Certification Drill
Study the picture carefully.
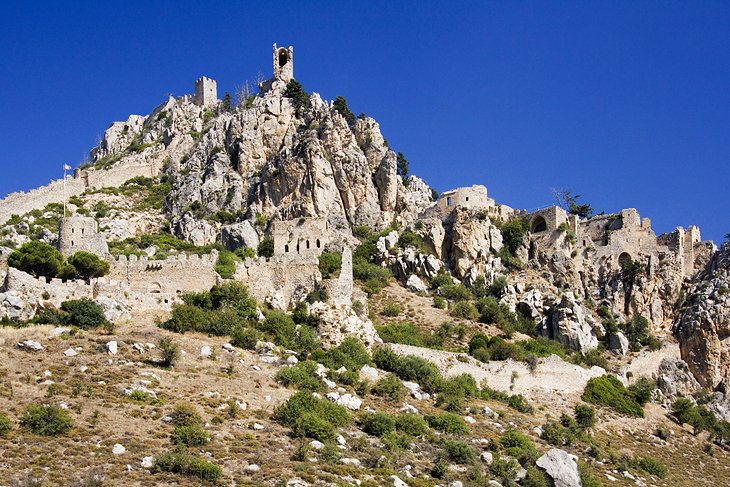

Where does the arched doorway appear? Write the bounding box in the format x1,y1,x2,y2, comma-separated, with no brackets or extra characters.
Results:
531,216,547,233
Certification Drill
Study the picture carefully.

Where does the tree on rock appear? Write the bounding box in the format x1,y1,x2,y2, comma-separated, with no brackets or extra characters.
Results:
333,96,356,128
396,152,409,178
553,189,594,218
284,80,310,115
8,241,65,278
67,251,110,280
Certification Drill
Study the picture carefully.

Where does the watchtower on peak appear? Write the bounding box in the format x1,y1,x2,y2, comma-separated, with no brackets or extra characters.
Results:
273,44,294,82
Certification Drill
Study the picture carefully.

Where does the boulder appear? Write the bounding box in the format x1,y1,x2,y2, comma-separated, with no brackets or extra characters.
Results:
309,302,381,348
221,221,259,251
17,340,43,351
106,341,118,355
536,448,581,487
656,358,701,400
540,293,598,353
96,296,131,323
607,332,629,356
406,274,427,292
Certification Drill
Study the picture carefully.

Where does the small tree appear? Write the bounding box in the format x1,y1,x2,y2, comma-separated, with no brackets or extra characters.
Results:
158,337,180,367
61,298,110,330
20,404,73,436
67,251,110,280
396,152,409,178
284,80,310,115
8,241,65,278
553,189,594,218
257,237,274,258
333,96,356,127
220,92,233,112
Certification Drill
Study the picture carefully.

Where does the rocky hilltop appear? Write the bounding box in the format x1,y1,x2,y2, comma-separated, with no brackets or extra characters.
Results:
0,45,727,486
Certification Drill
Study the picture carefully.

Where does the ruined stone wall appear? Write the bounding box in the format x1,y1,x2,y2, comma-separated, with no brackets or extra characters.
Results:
193,76,218,107
324,246,353,306
0,153,162,226
272,218,329,258
527,206,569,234
233,254,320,308
435,185,493,214
273,44,294,82
2,267,94,306
107,253,219,295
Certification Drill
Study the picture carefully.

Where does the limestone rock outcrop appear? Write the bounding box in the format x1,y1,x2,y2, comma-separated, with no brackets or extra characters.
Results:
308,302,381,349
536,449,581,487
540,293,599,353
448,207,503,278
674,243,730,389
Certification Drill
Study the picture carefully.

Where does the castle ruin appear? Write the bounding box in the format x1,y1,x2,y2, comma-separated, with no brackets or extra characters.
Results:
273,44,294,82
193,76,218,107
58,216,109,258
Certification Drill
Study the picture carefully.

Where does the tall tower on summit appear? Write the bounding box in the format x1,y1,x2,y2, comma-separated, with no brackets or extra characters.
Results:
273,44,294,82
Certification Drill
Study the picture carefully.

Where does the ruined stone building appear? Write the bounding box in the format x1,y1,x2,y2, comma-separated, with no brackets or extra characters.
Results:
57,216,109,258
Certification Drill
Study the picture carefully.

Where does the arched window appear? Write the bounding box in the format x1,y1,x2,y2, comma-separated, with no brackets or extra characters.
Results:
618,252,633,269
316,239,321,248
285,244,289,253
446,196,452,206
278,48,289,67
306,240,310,249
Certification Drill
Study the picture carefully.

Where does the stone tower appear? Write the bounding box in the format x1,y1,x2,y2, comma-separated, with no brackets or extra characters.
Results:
193,76,218,107
273,44,294,82
58,216,109,258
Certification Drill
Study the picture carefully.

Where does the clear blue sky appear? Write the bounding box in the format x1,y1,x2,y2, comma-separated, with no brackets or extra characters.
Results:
1,1,728,242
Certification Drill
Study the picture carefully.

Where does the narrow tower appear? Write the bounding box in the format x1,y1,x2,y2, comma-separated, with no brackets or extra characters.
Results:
193,76,218,107
273,44,294,82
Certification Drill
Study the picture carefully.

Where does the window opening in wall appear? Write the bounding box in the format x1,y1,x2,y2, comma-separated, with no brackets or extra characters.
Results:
285,244,289,253
465,197,469,202
82,228,85,235
316,239,321,248
71,240,74,246
278,49,289,66
531,216,547,233
306,240,310,249
447,196,452,206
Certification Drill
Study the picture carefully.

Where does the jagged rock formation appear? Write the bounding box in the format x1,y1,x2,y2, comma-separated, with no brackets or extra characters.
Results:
674,243,730,389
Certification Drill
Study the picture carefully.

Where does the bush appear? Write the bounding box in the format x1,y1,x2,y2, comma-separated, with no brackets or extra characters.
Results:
0,411,12,437
276,361,323,391
361,411,396,437
61,298,110,330
440,283,472,302
158,337,180,367
380,299,402,317
373,351,444,394
318,251,342,278
395,414,429,437
498,218,530,256
449,301,478,320
500,430,539,465
153,449,222,482
257,237,274,258
523,465,550,487
425,412,468,434
230,326,262,350
315,336,372,371
8,241,65,278
171,424,209,446
433,295,446,309
20,404,73,436
284,79,310,114
274,391,350,440
214,250,239,279
574,403,596,429
627,376,656,406
579,463,605,487
507,394,534,414
582,375,644,417
635,456,667,478
172,402,202,427
371,374,406,401
294,412,336,441
333,96,356,127
67,251,110,280
376,322,422,346
444,440,477,464
436,374,479,411
542,421,571,446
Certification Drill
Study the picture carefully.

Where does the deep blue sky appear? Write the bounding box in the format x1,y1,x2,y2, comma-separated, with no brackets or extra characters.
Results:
1,2,728,242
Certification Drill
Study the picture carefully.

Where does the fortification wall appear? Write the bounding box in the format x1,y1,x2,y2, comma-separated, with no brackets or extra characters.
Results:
324,246,353,306
107,253,219,295
272,218,329,257
0,152,163,226
234,255,320,308
2,267,94,306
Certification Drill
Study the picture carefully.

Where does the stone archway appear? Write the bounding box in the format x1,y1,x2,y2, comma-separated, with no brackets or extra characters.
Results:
531,215,547,233
278,48,289,67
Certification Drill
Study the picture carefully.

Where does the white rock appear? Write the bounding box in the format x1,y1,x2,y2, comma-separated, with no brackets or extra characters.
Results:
79,366,88,373
390,475,408,487
48,327,71,338
399,404,419,414
265,395,272,402
43,370,52,377
17,340,43,351
359,365,379,382
286,355,299,365
106,341,118,355
200,345,212,357
112,444,126,454
323,379,337,389
336,434,347,446
141,456,154,468
464,416,476,424
406,274,428,292
252,422,264,430
481,451,494,465
246,464,261,473
64,348,78,357
309,440,325,450
340,458,361,468
222,343,236,352
132,343,145,353
536,448,581,487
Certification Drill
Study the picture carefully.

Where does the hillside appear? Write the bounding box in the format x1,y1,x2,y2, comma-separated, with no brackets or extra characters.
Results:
0,44,728,487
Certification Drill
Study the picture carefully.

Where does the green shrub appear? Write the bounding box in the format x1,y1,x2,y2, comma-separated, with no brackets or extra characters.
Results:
8,241,65,278
60,298,110,330
234,246,256,259
380,299,402,317
318,251,342,279
436,373,479,411
0,411,12,437
315,337,372,371
158,337,180,367
161,304,208,333
274,391,350,440
172,402,202,427
257,237,274,258
214,250,240,279
276,361,323,391
445,440,477,464
395,414,429,437
582,375,643,417
284,79,311,114
425,412,468,434
333,96,356,127
377,322,422,346
371,374,406,401
397,231,424,251
153,449,222,482
635,456,667,478
523,465,550,487
498,217,529,256
542,421,571,446
500,430,539,465
449,301,478,320
373,352,444,394
579,463,605,487
20,404,73,436
440,283,472,302
433,295,446,309
627,376,656,406
574,403,596,429
67,251,110,280
360,411,396,437
230,326,262,350
171,424,209,446
507,394,534,413
294,412,336,441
